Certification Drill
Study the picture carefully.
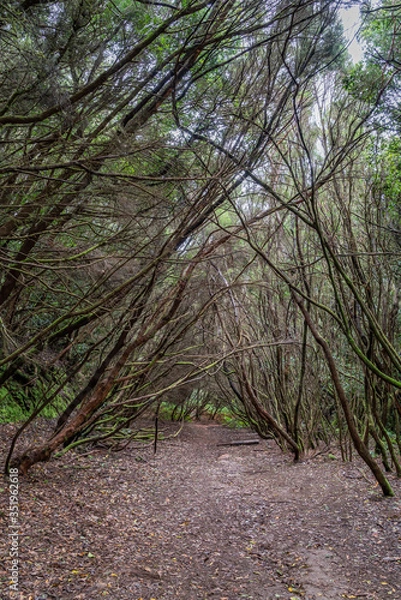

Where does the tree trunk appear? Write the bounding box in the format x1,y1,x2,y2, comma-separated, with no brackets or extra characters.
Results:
295,296,394,497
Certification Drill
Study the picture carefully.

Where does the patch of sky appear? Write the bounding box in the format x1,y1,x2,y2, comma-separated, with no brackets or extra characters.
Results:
339,4,365,64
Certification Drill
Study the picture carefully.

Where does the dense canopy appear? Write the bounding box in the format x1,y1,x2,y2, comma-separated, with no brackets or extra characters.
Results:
0,0,400,496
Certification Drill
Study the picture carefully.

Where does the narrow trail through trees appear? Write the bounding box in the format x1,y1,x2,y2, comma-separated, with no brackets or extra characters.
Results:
0,421,400,599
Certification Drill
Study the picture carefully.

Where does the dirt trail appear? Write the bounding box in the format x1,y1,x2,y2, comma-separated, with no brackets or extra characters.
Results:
0,420,400,600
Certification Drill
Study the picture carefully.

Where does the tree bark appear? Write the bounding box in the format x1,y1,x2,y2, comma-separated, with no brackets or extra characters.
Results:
294,295,394,497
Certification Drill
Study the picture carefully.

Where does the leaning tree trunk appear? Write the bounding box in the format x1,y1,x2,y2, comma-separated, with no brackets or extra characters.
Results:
8,339,135,474
295,296,394,497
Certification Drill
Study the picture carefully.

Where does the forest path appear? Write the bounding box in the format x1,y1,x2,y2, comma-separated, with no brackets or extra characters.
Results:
146,422,353,600
0,420,400,599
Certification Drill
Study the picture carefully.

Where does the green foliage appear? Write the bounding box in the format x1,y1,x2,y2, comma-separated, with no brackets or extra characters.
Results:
0,0,399,494
157,400,249,428
0,375,71,423
344,2,401,129
158,401,181,421
0,393,28,424
218,406,249,429
342,62,384,104
382,138,401,202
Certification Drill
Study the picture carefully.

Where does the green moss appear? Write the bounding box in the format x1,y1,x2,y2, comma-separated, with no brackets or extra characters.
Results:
0,376,71,424
0,391,27,423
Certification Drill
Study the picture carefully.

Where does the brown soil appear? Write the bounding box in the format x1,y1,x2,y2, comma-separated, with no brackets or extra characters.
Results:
0,420,400,600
